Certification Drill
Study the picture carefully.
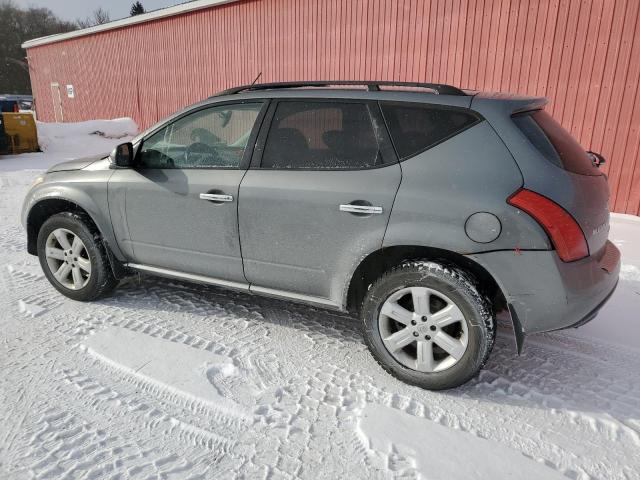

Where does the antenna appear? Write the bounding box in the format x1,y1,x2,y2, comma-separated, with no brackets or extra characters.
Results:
250,72,262,86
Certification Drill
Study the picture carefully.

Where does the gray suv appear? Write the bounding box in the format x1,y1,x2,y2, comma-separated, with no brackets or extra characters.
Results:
21,81,620,390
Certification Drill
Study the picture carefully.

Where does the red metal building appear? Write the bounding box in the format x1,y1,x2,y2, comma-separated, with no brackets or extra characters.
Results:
23,0,640,214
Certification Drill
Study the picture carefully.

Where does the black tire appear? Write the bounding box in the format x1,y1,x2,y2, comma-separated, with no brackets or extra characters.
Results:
37,212,118,301
361,260,495,390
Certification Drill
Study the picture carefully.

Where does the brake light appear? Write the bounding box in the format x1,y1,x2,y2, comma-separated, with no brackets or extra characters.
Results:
507,188,589,262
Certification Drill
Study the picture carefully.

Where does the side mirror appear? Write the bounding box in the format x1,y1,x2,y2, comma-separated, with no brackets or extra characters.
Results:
110,142,134,168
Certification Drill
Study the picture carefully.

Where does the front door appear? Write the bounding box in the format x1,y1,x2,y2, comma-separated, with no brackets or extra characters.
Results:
109,101,266,284
238,99,401,306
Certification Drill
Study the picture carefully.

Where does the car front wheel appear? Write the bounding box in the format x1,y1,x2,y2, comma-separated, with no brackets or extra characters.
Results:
37,212,117,301
361,260,495,390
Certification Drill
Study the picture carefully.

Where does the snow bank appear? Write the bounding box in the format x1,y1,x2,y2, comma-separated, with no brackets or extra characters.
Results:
0,118,138,171
36,118,138,153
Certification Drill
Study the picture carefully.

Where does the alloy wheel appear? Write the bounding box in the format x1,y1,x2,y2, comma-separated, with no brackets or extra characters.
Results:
44,228,92,290
378,286,469,372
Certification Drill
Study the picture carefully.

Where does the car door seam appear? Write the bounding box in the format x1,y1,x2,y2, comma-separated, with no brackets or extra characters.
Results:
381,158,404,250
236,167,251,285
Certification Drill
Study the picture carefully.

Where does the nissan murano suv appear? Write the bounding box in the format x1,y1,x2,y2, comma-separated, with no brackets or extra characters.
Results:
22,81,620,390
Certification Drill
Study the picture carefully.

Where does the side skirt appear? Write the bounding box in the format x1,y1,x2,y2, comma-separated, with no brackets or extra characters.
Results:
125,263,343,311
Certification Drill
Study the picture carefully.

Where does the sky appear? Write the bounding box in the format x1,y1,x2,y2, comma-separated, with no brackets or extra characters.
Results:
14,0,185,23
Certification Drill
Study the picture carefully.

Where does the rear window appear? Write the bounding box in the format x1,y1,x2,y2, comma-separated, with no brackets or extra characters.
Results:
513,110,600,176
380,102,480,160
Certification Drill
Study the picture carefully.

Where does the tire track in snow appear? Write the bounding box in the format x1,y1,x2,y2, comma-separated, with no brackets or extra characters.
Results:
2,168,640,479
60,367,241,452
13,407,223,479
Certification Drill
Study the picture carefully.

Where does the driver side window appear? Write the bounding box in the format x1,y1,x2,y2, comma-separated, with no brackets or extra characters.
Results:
138,102,264,169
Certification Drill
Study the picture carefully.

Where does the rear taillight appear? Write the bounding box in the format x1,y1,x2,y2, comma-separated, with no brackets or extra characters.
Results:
507,188,589,262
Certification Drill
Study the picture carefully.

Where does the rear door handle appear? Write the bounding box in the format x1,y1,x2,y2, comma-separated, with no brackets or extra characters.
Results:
339,204,383,215
199,193,234,202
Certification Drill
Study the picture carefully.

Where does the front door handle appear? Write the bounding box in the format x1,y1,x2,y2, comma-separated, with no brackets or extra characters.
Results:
339,204,383,215
199,193,234,202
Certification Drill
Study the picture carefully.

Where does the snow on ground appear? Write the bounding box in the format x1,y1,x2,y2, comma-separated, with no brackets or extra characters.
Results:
563,213,640,351
0,118,137,172
1,121,639,479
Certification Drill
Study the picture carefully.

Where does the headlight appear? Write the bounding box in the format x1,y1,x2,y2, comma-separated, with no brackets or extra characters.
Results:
30,175,45,188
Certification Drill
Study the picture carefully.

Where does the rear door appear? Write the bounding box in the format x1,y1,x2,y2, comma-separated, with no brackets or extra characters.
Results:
238,99,401,306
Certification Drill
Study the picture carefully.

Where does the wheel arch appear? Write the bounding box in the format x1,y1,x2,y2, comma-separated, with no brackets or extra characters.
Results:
28,198,93,254
26,196,127,278
345,244,509,322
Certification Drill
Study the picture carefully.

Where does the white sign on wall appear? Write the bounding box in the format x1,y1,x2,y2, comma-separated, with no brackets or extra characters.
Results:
66,85,75,98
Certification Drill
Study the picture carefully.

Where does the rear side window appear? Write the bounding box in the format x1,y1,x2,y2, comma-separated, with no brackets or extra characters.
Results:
261,101,384,169
380,102,480,159
513,110,599,176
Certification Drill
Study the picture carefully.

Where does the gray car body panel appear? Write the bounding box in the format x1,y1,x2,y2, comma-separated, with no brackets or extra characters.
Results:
239,164,402,306
471,94,611,256
108,167,247,283
469,249,619,334
383,120,551,253
21,163,124,260
21,86,620,344
46,155,106,173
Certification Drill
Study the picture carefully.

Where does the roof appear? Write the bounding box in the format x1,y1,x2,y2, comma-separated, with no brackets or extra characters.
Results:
21,0,239,49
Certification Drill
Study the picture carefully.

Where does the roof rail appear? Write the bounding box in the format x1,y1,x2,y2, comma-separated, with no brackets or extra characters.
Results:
212,81,467,97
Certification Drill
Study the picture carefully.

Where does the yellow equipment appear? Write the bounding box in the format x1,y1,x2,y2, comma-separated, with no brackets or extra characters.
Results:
0,113,39,154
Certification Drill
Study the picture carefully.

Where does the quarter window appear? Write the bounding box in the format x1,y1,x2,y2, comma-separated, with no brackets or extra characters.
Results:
261,101,384,169
381,102,480,160
138,103,263,169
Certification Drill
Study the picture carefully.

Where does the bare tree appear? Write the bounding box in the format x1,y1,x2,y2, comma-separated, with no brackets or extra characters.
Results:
93,8,110,24
77,7,111,29
0,0,76,93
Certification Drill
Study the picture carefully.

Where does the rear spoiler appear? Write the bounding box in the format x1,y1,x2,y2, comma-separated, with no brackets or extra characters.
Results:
470,92,548,115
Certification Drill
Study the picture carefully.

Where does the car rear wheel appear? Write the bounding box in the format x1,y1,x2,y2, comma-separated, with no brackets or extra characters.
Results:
361,260,495,390
37,212,117,301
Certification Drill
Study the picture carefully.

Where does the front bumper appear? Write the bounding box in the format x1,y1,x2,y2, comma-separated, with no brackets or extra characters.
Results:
468,240,621,338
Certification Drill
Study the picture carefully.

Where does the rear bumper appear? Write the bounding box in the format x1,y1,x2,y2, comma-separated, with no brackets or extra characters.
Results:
468,240,621,336
560,276,618,330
